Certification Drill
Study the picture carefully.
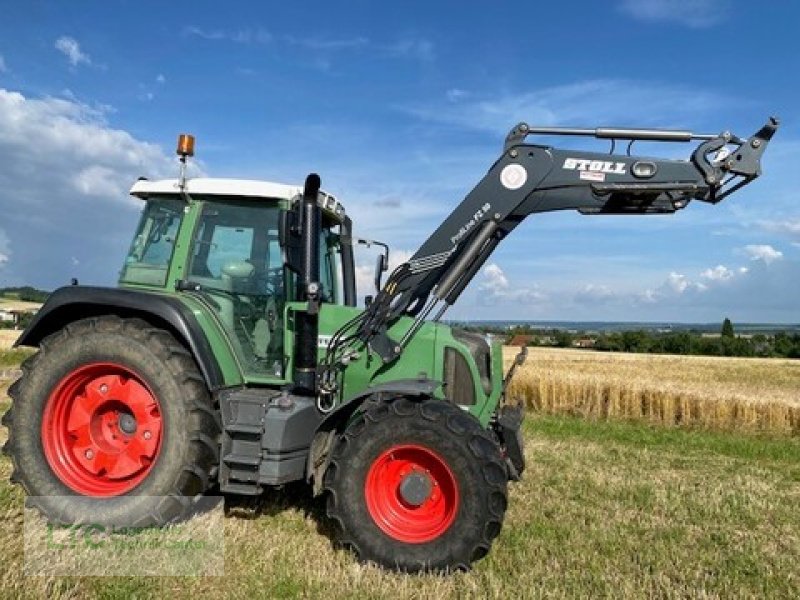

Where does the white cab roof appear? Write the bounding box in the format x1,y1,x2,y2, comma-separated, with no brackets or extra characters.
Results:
129,177,345,218
130,178,305,199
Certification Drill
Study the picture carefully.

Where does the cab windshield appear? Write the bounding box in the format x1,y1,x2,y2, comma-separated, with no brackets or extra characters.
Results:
120,197,185,287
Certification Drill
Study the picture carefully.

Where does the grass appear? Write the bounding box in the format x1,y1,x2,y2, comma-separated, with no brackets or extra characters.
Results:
0,348,32,369
506,347,800,435
0,330,22,351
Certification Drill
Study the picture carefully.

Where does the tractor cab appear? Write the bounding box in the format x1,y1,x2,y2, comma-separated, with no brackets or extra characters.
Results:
121,178,356,379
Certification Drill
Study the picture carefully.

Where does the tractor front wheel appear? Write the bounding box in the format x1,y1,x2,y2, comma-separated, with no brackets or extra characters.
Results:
2,316,220,526
324,397,508,572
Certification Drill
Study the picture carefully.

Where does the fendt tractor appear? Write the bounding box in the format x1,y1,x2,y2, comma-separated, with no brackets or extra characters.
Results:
4,118,777,571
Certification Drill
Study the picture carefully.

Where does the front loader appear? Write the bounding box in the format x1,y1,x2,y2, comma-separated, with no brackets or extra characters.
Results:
3,118,778,571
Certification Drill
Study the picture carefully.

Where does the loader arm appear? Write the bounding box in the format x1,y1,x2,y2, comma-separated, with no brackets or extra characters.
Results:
320,117,778,383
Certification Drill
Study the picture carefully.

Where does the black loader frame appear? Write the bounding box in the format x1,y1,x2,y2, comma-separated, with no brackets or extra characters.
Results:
319,117,779,391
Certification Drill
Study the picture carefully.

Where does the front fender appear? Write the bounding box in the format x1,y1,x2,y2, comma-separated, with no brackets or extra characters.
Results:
17,286,226,389
306,378,442,493
317,378,442,434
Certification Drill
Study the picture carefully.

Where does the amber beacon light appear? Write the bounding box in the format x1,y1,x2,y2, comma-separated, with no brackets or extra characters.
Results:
177,133,195,157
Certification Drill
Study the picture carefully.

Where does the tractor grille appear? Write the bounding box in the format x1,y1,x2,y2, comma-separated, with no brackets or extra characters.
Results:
443,347,476,406
452,329,493,396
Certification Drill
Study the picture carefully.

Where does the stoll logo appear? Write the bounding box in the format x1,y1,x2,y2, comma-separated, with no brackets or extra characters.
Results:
562,158,626,174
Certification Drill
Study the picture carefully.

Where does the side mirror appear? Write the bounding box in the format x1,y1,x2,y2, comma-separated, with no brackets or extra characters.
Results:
374,253,388,293
279,208,302,275
356,237,390,294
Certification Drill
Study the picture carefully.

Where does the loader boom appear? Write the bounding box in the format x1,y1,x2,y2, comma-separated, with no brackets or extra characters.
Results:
319,118,778,388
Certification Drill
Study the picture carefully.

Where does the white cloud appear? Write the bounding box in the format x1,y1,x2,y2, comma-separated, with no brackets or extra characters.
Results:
760,217,800,238
55,36,91,67
446,89,468,102
404,79,723,134
481,263,509,291
185,25,431,64
156,74,166,84
744,244,783,264
574,283,615,304
700,264,734,281
478,263,545,303
354,248,413,298
666,271,691,294
384,38,434,62
184,26,272,44
0,229,10,268
618,0,727,28
282,35,368,51
71,165,129,198
0,55,7,73
0,87,180,286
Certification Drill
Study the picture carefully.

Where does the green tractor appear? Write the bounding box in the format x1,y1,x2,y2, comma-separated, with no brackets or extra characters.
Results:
3,119,777,571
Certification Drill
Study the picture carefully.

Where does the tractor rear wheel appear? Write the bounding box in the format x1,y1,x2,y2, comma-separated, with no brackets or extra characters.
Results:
2,316,220,526
324,397,508,572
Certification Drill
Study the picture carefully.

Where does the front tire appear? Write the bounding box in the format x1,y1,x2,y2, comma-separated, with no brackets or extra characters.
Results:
324,397,508,572
2,316,220,527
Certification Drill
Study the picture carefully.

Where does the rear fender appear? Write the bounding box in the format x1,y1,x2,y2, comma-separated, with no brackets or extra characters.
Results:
17,286,226,389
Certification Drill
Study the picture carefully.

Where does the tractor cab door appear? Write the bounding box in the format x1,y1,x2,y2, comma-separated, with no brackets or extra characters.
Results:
188,197,346,381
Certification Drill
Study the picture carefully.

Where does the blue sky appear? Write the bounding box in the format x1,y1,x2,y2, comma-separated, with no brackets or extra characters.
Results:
0,0,797,322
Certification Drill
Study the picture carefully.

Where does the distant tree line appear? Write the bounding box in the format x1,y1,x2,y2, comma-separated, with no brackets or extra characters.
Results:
457,318,800,359
0,286,49,303
590,330,800,358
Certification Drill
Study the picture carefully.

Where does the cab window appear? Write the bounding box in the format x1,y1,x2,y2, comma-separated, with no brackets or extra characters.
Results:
120,197,185,287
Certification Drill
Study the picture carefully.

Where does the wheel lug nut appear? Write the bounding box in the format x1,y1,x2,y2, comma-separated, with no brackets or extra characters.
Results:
85,449,94,459
143,430,152,440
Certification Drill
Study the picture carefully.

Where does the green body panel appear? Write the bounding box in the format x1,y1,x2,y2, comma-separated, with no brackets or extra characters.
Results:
175,293,245,385
118,193,504,426
286,302,503,426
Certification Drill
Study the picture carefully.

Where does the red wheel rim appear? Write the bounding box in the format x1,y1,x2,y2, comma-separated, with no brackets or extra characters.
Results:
41,363,163,497
364,444,459,544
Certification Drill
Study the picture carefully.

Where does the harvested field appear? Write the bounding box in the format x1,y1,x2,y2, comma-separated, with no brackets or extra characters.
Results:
0,330,20,350
505,347,800,435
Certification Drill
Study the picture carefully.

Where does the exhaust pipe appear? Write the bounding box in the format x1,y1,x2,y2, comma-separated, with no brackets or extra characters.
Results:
293,173,322,395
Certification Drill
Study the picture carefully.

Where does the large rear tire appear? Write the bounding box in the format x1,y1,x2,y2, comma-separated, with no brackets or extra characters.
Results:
324,397,508,572
2,316,220,527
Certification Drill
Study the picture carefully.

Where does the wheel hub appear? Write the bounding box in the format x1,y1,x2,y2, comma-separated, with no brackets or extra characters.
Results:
398,471,433,507
41,363,163,497
117,412,137,434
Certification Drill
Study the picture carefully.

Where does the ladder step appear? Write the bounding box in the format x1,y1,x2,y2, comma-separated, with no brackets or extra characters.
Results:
223,453,261,467
221,482,262,496
224,423,262,435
